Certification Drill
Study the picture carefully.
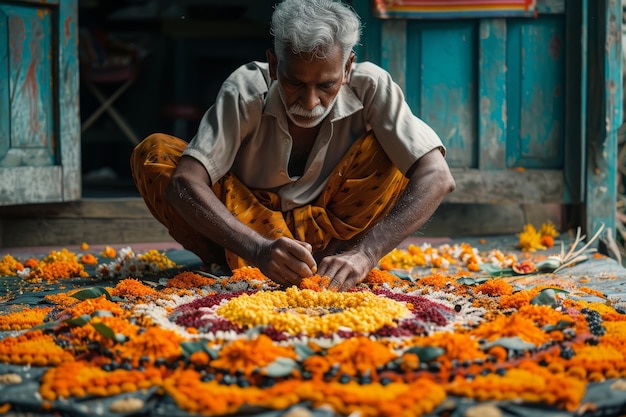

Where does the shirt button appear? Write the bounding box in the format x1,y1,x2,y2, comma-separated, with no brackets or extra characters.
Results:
284,139,289,144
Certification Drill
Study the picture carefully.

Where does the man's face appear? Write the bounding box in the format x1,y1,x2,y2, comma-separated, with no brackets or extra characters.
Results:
268,45,354,128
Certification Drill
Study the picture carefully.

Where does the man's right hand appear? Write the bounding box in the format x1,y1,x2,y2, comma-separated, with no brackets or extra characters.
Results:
254,237,317,287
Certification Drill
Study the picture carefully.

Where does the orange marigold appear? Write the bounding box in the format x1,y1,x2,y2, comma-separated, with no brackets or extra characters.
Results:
101,246,117,258
112,278,158,298
363,269,403,286
80,254,98,265
300,275,331,291
0,254,24,276
211,335,297,376
65,295,126,318
474,279,514,296
0,307,52,331
116,327,183,365
26,260,89,282
166,271,215,289
230,267,269,282
324,337,398,377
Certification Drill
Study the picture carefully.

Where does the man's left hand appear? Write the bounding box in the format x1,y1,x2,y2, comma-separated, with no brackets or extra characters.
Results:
316,250,376,291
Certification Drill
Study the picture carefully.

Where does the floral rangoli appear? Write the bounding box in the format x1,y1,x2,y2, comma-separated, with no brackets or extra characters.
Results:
0,228,626,417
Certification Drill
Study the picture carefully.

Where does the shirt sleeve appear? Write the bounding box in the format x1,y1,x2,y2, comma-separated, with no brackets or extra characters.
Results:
355,63,445,176
183,64,265,184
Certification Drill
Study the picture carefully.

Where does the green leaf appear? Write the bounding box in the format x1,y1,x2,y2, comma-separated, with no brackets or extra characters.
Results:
263,357,298,377
482,336,535,352
294,342,316,360
65,314,92,327
92,322,116,339
389,269,414,281
245,325,265,339
91,310,114,318
456,277,489,286
71,287,111,301
403,346,445,363
480,263,516,276
542,320,574,332
180,340,218,360
31,319,62,330
529,288,566,308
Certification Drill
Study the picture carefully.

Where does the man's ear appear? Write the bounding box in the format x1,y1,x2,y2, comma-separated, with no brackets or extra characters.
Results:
343,51,356,85
267,49,278,80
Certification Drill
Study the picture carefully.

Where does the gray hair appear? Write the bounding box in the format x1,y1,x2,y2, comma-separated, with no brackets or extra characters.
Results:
271,0,361,63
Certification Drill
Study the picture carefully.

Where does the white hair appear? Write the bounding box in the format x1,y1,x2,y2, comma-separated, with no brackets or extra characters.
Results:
271,0,361,63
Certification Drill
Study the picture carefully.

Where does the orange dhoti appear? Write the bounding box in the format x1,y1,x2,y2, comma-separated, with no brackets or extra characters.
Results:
130,132,409,271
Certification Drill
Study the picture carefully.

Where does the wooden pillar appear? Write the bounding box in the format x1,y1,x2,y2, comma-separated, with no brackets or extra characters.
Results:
584,0,622,236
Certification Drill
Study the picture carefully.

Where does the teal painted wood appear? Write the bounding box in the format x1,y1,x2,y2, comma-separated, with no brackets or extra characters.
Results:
478,19,507,170
353,0,626,220
416,21,478,169
0,0,80,206
584,0,621,236
380,20,406,91
506,16,565,169
1,3,54,163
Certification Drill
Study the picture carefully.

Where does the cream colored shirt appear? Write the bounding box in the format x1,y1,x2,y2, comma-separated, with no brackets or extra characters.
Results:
183,61,445,211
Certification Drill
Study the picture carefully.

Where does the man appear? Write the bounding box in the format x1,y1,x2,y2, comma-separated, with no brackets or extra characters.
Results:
131,0,455,290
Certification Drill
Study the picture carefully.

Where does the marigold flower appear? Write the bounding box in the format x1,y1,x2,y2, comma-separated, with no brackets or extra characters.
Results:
474,279,514,296
299,275,331,291
80,254,98,265
0,254,24,276
211,335,297,376
111,278,158,298
167,271,215,289
101,246,117,258
518,224,546,252
0,307,52,331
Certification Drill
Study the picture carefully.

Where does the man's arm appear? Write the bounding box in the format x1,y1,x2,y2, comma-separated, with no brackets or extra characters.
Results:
165,156,317,285
316,148,455,290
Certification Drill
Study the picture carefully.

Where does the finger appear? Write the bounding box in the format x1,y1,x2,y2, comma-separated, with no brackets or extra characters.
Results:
339,274,360,291
294,240,313,253
326,268,346,291
289,241,317,275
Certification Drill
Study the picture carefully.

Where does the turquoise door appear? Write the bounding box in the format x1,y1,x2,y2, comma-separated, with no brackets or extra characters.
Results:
353,0,621,235
0,0,80,206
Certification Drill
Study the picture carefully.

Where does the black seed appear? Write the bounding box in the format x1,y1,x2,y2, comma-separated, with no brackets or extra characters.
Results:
201,373,215,382
495,368,507,376
379,377,392,386
339,374,351,384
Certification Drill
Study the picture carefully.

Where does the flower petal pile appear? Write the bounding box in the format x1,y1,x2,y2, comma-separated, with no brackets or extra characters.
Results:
0,242,625,417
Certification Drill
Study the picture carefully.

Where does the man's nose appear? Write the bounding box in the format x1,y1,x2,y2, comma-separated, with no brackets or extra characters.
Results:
301,87,321,110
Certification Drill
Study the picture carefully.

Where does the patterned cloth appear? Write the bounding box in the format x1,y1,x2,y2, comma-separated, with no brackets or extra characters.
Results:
374,0,536,18
131,132,409,270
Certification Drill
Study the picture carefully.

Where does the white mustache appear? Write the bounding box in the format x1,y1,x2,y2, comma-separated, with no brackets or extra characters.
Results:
288,102,328,118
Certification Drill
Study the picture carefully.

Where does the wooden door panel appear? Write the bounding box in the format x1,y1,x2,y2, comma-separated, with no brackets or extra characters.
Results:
0,0,79,206
506,17,565,168
3,5,55,163
356,0,570,204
